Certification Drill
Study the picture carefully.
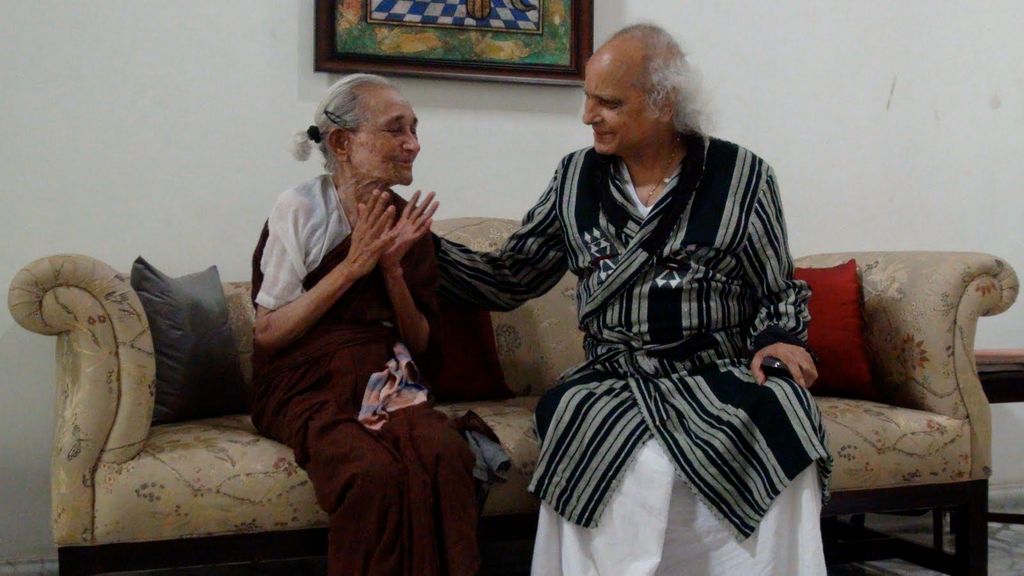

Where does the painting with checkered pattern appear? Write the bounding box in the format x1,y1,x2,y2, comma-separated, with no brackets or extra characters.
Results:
315,0,591,84
369,0,541,33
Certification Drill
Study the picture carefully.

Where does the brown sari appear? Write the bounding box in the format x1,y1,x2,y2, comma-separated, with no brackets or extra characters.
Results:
250,198,480,576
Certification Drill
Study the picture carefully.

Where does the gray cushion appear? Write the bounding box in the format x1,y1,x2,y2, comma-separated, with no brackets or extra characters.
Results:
130,257,249,424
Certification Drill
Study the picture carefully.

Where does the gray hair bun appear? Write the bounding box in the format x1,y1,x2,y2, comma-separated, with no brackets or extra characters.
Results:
291,129,314,161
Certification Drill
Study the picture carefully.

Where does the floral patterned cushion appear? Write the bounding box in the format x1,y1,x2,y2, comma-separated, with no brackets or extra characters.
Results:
817,397,971,491
87,392,974,543
93,415,325,544
91,399,541,543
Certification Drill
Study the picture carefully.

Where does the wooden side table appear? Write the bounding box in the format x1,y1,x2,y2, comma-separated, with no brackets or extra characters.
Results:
976,349,1024,525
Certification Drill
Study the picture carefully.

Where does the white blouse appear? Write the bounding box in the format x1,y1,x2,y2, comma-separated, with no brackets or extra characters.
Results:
256,174,352,310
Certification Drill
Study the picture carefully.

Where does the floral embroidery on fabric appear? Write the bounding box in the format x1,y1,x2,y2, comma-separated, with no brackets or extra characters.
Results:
898,333,930,371
272,456,299,477
134,481,166,502
494,324,523,356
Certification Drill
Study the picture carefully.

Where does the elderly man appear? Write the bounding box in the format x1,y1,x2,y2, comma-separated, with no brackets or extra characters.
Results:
435,24,832,575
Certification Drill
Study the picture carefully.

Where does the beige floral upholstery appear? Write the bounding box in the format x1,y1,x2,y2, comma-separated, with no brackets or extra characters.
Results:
222,282,255,387
819,397,971,491
88,397,541,544
93,415,325,544
8,256,156,545
797,252,1018,479
7,221,1018,547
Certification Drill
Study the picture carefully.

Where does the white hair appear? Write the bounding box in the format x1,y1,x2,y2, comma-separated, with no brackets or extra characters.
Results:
606,24,709,135
291,73,396,172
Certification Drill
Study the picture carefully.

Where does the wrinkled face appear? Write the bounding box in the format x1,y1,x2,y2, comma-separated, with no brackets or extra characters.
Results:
582,38,671,158
339,86,420,187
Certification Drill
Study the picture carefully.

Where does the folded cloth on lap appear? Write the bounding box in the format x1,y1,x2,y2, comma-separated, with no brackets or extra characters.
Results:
358,342,429,430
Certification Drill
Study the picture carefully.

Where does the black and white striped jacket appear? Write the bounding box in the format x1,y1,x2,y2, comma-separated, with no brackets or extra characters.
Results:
436,136,832,539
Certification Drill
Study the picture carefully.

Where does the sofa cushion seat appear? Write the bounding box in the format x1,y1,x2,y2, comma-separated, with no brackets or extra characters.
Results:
91,397,543,544
92,415,326,544
87,391,973,543
817,397,972,491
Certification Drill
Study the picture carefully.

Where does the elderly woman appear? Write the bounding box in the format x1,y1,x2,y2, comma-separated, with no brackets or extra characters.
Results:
434,24,831,575
250,74,479,576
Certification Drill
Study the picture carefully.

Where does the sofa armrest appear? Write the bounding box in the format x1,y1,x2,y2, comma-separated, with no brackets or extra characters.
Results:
796,251,1018,478
8,254,156,544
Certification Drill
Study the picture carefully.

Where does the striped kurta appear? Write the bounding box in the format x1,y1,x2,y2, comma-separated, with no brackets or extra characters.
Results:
436,136,832,539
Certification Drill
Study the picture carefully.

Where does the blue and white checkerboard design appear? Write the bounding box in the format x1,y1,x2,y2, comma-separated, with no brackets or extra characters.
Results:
369,0,540,33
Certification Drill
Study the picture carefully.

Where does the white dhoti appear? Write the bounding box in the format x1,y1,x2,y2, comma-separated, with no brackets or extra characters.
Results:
531,440,826,576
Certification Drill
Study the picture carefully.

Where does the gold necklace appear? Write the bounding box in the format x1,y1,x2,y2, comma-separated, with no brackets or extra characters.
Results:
643,151,681,205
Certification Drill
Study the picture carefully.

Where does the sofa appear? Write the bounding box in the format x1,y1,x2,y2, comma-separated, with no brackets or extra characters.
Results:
7,217,1019,575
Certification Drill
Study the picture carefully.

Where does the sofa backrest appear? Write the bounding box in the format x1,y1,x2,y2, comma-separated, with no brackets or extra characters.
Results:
223,282,256,387
433,218,584,397
225,217,584,397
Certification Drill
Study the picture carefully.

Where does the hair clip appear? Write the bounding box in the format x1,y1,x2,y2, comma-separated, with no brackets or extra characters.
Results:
306,125,322,143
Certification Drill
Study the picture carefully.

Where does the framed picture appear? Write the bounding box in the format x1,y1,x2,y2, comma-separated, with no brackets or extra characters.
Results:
315,0,593,85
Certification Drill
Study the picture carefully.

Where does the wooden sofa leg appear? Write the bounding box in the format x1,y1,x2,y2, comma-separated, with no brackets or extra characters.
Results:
951,479,988,576
933,508,945,552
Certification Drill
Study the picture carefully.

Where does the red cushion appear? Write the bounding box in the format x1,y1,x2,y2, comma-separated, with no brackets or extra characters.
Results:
429,300,512,402
795,260,878,400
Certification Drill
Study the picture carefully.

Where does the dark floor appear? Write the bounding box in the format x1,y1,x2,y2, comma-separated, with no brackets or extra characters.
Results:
826,514,1024,575
110,520,1023,575
40,491,1024,575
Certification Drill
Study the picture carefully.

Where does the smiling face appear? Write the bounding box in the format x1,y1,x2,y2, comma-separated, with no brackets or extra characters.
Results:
335,85,420,188
582,37,674,159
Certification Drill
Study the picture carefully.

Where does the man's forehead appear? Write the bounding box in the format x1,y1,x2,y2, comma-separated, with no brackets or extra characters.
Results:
587,42,644,82
592,37,645,66
585,57,642,93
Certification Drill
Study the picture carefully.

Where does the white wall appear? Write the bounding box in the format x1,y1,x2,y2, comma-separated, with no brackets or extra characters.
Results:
1,0,1021,563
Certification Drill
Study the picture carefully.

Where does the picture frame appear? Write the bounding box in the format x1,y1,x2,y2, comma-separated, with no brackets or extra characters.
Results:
315,0,593,85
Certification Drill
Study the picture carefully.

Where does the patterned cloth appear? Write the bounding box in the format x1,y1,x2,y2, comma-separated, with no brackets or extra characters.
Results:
436,136,833,538
358,342,429,430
